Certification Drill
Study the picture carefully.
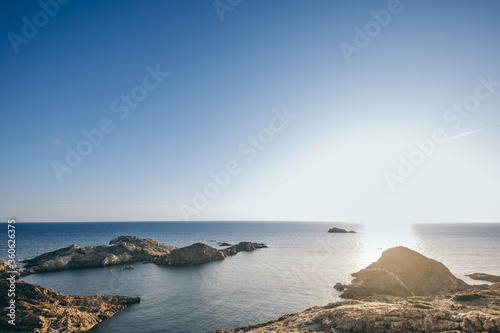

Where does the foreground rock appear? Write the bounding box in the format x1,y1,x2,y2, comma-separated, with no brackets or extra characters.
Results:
216,247,499,333
466,272,500,283
0,280,139,333
151,242,267,266
328,227,356,233
23,236,176,274
215,285,500,332
337,246,468,298
0,260,21,279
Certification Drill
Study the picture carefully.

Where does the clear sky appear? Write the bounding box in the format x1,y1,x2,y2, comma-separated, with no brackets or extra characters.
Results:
1,0,499,225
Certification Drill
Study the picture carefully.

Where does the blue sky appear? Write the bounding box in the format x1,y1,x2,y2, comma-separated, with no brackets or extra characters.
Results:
1,0,499,224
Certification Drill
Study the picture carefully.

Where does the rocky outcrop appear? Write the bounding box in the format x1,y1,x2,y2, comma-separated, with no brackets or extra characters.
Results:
328,227,356,233
0,260,21,279
0,280,139,333
23,236,175,274
152,243,226,265
23,237,267,273
215,284,500,332
338,246,468,298
466,272,500,283
151,242,267,266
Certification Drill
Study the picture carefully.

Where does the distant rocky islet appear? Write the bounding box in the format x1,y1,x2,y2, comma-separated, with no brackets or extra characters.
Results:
327,227,356,233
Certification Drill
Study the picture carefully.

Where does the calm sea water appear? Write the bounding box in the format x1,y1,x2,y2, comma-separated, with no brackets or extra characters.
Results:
3,222,500,333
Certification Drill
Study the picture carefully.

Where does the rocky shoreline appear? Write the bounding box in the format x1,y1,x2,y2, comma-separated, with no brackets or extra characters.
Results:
0,260,140,333
215,246,500,333
215,285,500,332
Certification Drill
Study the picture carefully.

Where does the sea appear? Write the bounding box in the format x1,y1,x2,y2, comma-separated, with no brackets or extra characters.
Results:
3,222,500,333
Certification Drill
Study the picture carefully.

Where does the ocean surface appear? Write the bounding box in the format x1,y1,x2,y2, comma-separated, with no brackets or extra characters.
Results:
4,222,500,333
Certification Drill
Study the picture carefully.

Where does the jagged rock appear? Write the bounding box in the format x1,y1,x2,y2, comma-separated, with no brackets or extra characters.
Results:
0,260,21,279
154,243,227,265
217,242,232,247
122,265,134,270
466,272,500,283
328,227,356,233
0,280,139,333
151,242,267,266
23,236,175,274
339,246,468,298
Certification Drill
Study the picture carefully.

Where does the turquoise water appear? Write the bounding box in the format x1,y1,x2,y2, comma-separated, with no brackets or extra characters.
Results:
4,222,500,332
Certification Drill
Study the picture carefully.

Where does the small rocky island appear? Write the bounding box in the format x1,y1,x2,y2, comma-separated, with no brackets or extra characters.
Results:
215,247,500,332
23,236,267,274
328,227,356,233
0,260,140,333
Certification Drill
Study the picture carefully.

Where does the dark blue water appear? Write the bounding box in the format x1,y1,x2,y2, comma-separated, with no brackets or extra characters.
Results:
3,222,500,332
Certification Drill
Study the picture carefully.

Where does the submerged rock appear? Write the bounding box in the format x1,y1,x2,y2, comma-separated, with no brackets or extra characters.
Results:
328,227,356,233
23,236,175,274
151,242,267,266
0,280,139,333
466,272,500,283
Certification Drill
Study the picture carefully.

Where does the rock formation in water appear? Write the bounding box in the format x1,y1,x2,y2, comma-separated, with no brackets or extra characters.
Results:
22,237,267,274
327,227,356,233
466,272,500,283
215,247,500,333
23,236,176,274
337,246,468,298
0,279,140,333
151,242,267,266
